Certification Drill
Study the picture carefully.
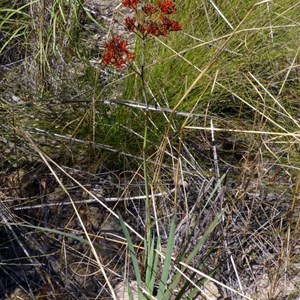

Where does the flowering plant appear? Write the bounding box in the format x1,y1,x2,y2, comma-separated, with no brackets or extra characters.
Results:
100,3,182,297
101,0,182,69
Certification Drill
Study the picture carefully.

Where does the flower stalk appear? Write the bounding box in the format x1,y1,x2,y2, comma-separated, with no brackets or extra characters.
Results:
100,1,182,292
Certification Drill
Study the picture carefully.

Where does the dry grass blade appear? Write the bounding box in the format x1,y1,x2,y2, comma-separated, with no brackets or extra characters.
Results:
184,126,300,138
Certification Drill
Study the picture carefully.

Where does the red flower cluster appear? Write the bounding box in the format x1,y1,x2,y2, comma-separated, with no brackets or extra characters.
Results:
123,0,182,37
101,35,135,69
101,0,182,69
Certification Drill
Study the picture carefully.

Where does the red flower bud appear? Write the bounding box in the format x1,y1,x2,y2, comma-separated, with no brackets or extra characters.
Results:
145,21,161,36
122,0,139,9
124,17,136,32
142,4,158,16
160,16,182,33
158,0,176,14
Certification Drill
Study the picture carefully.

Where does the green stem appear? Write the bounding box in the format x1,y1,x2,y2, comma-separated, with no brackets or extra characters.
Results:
140,34,151,246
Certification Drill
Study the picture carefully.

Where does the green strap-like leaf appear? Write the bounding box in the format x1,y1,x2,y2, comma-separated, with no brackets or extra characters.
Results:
118,213,143,299
145,235,160,295
167,211,222,297
157,218,176,299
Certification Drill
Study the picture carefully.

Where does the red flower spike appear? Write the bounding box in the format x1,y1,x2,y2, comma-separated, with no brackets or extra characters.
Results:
122,0,139,9
124,17,136,32
142,4,158,16
158,0,176,14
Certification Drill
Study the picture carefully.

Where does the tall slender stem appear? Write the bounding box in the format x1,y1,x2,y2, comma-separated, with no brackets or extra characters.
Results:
140,34,151,245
